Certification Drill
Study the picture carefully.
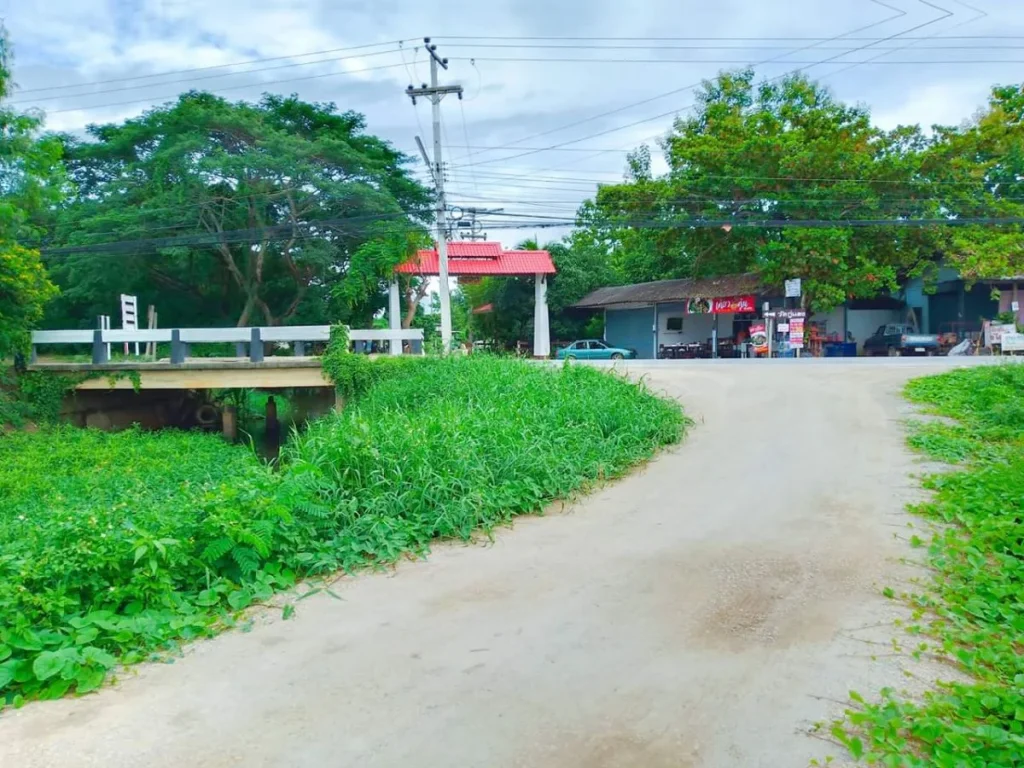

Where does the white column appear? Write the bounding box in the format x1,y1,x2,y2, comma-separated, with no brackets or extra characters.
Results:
388,279,403,356
533,273,551,358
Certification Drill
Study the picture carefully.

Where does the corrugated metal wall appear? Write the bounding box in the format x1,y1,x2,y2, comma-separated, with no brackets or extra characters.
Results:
605,307,656,359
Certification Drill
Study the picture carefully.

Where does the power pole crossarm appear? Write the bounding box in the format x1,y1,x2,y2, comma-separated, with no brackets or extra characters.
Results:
406,37,463,354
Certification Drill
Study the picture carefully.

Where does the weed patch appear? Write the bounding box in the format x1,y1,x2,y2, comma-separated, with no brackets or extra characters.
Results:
0,356,685,706
833,364,1024,766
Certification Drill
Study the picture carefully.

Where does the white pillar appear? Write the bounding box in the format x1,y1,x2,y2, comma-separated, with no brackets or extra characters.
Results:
388,279,403,356
533,273,551,358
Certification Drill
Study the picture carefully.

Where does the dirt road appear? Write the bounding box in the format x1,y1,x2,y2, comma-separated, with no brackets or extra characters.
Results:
0,360,964,767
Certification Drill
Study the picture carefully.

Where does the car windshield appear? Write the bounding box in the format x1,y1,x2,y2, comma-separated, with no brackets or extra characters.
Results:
592,341,607,349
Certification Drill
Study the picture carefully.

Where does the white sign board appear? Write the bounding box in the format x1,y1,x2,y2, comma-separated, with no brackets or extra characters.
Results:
1002,332,1024,353
985,322,1016,348
784,278,802,298
1013,301,1020,313
120,294,139,355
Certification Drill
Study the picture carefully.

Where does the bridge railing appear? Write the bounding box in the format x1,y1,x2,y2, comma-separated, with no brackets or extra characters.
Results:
30,326,425,364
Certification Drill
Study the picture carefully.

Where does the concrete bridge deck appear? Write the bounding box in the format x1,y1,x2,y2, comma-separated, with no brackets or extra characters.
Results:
28,358,332,390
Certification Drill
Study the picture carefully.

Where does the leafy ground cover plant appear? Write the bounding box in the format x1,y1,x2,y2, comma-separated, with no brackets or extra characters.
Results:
0,356,685,706
833,364,1024,767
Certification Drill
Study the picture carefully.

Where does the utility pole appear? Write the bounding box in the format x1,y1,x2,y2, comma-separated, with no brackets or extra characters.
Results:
406,38,462,353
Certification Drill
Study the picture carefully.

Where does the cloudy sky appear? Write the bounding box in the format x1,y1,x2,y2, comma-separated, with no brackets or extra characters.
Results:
3,0,1023,244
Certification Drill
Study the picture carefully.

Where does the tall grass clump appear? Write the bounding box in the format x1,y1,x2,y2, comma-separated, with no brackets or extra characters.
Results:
834,364,1024,766
0,356,684,705
286,356,686,540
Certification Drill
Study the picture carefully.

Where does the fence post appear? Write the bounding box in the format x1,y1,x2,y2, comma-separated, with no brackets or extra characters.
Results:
170,330,186,364
92,329,109,365
235,342,247,358
250,328,264,363
294,340,306,357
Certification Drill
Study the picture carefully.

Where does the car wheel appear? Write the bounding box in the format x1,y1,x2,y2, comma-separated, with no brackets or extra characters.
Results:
611,352,624,360
926,350,936,357
566,354,577,361
887,347,901,357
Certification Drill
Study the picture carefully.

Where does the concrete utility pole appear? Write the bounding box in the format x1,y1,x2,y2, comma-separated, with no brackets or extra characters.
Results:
406,38,463,353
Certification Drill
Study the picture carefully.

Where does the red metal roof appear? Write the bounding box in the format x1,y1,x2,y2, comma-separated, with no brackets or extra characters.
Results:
396,242,556,276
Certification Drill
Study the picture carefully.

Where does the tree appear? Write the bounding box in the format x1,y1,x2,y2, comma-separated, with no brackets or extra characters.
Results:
47,92,430,329
925,84,1024,280
592,70,945,310
0,26,62,359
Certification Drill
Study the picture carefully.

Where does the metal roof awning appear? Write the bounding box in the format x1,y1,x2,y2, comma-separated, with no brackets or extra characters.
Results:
574,273,764,309
396,242,556,277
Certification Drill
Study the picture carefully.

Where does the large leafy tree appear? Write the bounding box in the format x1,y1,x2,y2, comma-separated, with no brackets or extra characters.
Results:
593,70,945,310
926,84,1024,280
0,26,62,359
48,92,430,328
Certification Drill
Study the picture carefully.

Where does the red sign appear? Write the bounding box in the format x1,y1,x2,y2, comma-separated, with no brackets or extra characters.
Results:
711,295,757,314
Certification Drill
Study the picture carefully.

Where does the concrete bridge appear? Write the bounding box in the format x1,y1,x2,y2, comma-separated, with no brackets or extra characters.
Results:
29,325,424,390
27,325,424,435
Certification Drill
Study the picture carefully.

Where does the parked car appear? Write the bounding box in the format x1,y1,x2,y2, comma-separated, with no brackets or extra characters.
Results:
555,339,637,360
862,324,940,357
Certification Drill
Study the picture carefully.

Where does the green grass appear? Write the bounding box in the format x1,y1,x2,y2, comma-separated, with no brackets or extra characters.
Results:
0,356,685,706
287,357,686,542
833,364,1024,766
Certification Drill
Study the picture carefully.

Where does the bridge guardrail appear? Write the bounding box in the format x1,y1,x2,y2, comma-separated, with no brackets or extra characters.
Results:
30,326,425,364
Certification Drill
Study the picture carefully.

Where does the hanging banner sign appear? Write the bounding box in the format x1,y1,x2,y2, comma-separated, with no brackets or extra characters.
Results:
686,297,712,314
750,322,768,354
687,295,757,314
710,295,757,314
789,317,805,349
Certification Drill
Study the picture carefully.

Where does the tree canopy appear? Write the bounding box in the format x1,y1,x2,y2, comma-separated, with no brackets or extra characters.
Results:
0,26,62,359
46,92,431,328
591,70,957,311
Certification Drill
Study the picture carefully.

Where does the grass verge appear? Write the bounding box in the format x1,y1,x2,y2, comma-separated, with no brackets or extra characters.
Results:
833,364,1024,767
0,356,685,706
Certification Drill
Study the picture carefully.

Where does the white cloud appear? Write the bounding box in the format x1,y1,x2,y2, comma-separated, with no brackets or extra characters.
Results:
4,0,1024,246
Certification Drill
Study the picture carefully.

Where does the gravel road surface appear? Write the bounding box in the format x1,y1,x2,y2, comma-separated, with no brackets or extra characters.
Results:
0,359,973,767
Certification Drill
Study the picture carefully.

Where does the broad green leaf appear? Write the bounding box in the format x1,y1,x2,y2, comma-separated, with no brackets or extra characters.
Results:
82,647,117,669
74,667,106,695
32,651,65,681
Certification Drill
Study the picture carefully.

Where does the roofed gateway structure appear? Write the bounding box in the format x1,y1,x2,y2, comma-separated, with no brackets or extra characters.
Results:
393,242,557,356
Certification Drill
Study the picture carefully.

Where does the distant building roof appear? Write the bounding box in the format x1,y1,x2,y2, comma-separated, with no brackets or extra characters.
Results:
574,273,764,309
396,242,556,276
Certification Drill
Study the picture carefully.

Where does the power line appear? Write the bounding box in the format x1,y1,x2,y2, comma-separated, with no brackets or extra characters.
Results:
528,0,970,180
11,38,418,95
439,42,1024,51
477,0,963,177
40,60,411,116
446,167,1009,188
455,55,1019,65
8,47,409,106
432,34,1024,42
39,213,1024,257
453,0,924,169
